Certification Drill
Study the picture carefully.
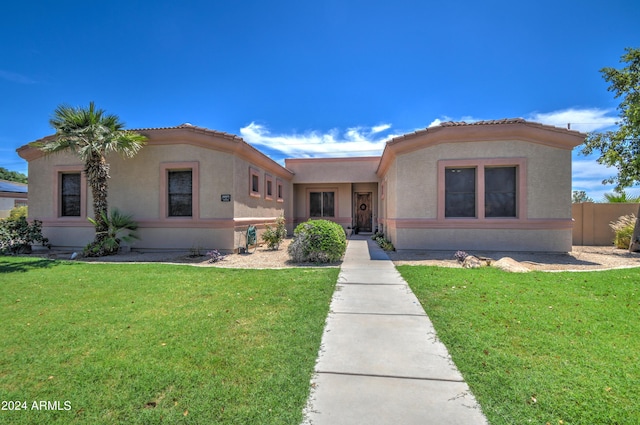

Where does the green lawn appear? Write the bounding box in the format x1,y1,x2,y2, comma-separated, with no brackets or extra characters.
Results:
0,257,338,424
398,266,640,425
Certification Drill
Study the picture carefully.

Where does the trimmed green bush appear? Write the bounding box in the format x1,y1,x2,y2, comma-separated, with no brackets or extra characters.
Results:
288,219,346,263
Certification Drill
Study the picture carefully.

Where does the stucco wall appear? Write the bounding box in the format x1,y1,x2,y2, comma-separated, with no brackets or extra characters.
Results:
572,202,639,245
232,155,287,219
292,183,353,227
108,144,237,220
392,227,572,252
23,140,290,251
391,140,572,220
379,138,575,252
286,157,379,183
27,153,83,220
379,160,397,233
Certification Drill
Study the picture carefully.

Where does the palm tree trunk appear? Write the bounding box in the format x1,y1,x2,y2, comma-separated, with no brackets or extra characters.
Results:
629,203,640,252
85,154,110,243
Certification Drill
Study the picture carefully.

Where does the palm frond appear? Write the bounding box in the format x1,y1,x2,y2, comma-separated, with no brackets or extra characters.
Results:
41,102,147,160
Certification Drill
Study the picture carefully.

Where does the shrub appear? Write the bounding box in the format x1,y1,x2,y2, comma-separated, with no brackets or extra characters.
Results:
8,205,28,220
288,219,346,263
84,209,139,257
0,210,50,255
609,214,636,249
371,232,395,251
261,216,287,250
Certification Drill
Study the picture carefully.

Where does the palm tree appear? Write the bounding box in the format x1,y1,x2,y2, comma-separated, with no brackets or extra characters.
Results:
37,102,146,254
602,191,640,203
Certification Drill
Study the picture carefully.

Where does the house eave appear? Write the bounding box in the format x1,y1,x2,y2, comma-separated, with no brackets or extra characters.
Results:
376,119,586,176
17,124,294,180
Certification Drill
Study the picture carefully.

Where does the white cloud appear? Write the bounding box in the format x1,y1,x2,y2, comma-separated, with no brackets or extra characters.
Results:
572,157,615,181
239,122,395,158
527,108,617,132
571,156,640,200
239,108,627,200
428,118,442,128
372,124,391,133
428,115,483,128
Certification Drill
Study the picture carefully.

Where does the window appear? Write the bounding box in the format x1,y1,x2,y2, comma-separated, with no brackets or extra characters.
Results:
439,159,525,221
161,162,199,219
485,167,516,218
250,168,260,197
168,170,192,217
445,168,476,218
310,191,335,217
61,173,81,217
265,174,274,200
14,200,28,208
276,179,284,202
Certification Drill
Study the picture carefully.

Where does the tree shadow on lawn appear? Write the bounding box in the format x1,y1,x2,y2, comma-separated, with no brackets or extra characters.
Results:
0,257,65,273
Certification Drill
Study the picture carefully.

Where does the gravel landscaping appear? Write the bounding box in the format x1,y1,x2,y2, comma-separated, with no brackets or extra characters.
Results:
37,238,640,271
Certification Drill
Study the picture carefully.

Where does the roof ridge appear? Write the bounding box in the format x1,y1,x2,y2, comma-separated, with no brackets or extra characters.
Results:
132,123,243,141
440,118,526,127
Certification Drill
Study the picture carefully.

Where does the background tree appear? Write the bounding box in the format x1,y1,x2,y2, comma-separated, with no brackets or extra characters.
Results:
602,191,640,203
572,190,594,203
37,102,146,255
582,47,640,251
0,167,28,183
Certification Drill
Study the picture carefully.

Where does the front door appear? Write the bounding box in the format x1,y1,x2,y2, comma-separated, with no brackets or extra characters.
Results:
355,192,372,232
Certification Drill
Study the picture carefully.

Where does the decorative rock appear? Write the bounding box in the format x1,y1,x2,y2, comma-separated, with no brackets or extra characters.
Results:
462,255,484,269
493,257,531,273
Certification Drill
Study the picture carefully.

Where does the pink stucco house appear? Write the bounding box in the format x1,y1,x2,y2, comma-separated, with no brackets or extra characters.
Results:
17,118,585,252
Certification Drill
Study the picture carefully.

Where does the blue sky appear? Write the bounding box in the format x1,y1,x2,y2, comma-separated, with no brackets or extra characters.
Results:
1,0,638,200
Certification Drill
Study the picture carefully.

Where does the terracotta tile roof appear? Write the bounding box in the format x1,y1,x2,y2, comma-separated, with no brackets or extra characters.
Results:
387,118,584,145
133,123,243,141
439,118,527,127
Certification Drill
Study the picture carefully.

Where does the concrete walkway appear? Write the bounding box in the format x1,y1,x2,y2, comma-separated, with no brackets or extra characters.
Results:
302,236,488,425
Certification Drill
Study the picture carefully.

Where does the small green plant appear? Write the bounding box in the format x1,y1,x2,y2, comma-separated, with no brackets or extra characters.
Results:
609,213,636,249
372,232,395,251
8,205,28,220
288,219,346,263
261,216,287,250
0,209,50,254
84,208,139,257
